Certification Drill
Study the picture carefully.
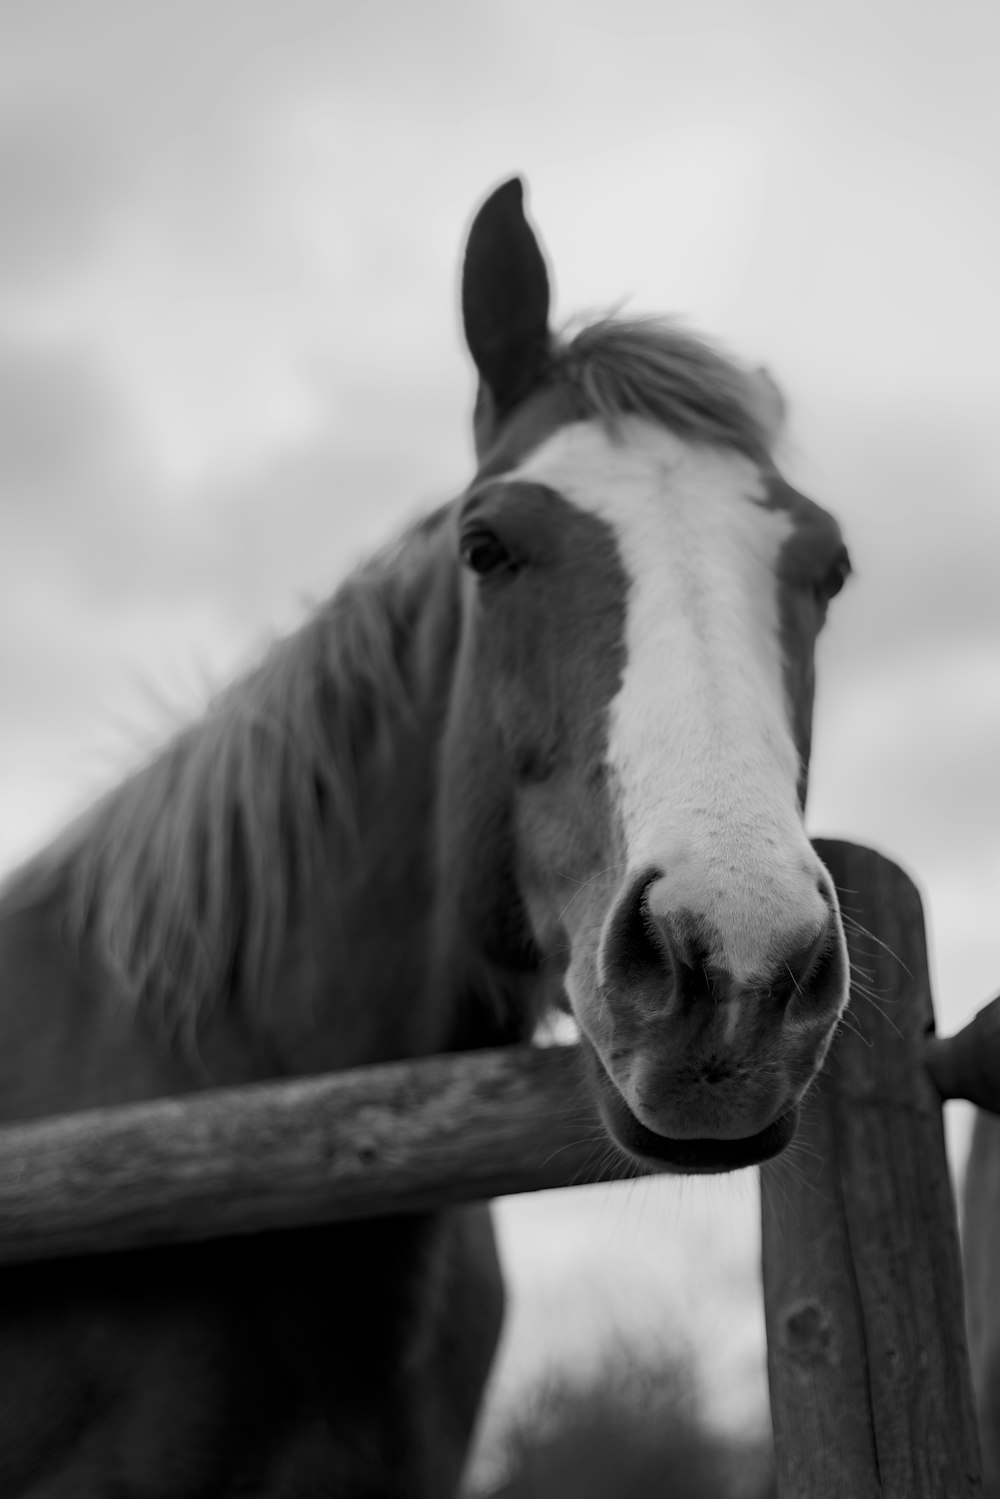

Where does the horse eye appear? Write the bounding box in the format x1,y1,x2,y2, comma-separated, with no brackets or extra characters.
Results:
820,547,852,600
460,529,516,577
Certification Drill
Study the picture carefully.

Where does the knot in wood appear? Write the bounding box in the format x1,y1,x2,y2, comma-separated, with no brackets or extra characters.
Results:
782,1299,834,1365
352,1136,379,1166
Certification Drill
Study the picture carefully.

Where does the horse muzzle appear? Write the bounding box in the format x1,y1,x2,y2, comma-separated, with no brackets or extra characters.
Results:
584,1041,801,1174
572,860,849,1173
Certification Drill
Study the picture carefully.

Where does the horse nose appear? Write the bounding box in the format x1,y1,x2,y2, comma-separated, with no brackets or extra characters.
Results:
600,866,839,1015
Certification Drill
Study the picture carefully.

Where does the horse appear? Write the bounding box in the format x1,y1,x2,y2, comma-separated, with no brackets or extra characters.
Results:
0,177,852,1498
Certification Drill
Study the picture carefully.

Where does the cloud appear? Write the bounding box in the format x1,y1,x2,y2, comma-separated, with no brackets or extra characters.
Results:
0,103,129,284
0,340,126,489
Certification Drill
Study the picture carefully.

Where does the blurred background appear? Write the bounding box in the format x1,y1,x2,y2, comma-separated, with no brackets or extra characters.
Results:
2,0,998,1484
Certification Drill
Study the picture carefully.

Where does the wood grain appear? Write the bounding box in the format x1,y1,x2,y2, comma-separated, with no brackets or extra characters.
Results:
0,1042,636,1265
761,839,982,1496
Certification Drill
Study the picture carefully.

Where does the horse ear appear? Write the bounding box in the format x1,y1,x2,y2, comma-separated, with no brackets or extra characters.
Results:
462,177,552,419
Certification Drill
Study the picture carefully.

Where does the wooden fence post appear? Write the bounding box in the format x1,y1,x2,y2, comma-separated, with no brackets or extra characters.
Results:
761,839,982,1496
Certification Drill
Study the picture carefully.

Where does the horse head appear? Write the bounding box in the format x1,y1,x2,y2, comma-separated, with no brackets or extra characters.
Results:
441,179,851,1174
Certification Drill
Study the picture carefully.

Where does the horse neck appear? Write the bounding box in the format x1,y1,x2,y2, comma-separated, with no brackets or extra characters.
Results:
264,530,471,1075
0,509,540,1112
292,533,543,1070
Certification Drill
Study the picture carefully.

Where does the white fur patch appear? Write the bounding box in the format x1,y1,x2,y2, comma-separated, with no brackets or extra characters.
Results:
513,418,824,982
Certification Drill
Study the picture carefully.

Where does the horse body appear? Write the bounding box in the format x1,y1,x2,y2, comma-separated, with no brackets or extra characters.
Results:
0,522,510,1497
0,179,851,1496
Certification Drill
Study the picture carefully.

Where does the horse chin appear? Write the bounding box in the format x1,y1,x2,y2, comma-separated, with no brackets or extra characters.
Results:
584,1043,799,1175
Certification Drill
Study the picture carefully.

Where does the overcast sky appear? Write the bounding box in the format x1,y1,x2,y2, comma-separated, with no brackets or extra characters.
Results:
2,0,998,1466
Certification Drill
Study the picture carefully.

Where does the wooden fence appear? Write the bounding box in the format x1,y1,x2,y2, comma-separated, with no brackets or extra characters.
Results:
0,840,984,1495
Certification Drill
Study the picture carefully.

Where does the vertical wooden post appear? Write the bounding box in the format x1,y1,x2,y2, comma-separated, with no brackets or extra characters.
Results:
761,839,981,1496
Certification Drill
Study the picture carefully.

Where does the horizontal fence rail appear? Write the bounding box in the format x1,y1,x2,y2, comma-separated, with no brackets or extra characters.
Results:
0,840,983,1494
0,1043,635,1265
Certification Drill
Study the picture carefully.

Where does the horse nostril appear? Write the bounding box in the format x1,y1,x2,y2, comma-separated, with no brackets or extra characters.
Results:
638,887,672,963
781,912,844,1019
601,868,670,988
601,870,718,1009
780,925,828,997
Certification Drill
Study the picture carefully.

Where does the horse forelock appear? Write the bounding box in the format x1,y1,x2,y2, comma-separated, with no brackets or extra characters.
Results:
473,313,777,484
11,510,451,1051
555,316,775,462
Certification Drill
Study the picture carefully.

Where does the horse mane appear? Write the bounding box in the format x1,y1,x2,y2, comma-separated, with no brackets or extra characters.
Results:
553,316,776,462
9,510,449,1049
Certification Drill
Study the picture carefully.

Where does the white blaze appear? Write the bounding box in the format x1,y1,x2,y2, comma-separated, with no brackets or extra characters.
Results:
513,418,822,981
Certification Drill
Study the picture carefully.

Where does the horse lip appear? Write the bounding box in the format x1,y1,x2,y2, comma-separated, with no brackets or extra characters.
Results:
584,1041,799,1175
